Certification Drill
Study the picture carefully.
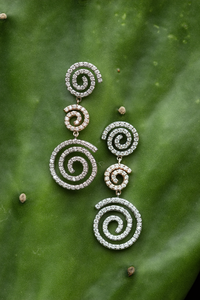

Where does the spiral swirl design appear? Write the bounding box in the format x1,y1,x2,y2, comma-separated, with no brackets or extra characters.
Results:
65,62,103,98
64,104,89,132
104,163,131,191
102,121,139,156
93,197,142,250
49,139,97,190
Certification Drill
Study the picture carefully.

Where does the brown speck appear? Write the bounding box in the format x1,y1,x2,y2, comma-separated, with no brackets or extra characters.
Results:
19,193,26,203
127,266,135,277
0,13,7,20
118,106,126,115
117,68,120,73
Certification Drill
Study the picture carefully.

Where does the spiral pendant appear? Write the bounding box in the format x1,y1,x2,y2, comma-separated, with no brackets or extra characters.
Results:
49,139,97,190
101,121,139,156
65,62,102,98
64,104,90,132
104,163,131,191
93,197,142,250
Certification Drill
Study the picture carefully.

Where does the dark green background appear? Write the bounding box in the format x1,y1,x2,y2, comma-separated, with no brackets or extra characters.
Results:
0,1,199,299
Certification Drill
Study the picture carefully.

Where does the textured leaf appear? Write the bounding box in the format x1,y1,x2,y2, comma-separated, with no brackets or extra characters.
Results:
0,0,200,299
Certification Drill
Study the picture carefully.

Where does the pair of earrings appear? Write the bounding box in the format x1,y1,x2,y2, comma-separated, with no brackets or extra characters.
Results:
49,62,142,251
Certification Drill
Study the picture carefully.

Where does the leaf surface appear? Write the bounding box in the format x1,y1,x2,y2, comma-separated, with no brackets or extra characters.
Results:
0,1,200,299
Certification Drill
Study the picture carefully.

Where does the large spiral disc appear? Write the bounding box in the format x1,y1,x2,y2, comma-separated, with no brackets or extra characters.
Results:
49,139,98,190
93,197,142,250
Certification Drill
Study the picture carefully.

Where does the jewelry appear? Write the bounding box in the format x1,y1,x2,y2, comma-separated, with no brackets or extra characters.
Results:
49,62,102,190
93,121,142,250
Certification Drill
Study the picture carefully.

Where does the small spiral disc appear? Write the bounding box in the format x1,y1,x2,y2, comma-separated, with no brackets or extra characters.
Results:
64,104,89,132
104,163,132,191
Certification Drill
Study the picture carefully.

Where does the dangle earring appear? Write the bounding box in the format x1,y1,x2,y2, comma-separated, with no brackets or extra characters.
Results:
49,62,102,190
93,120,142,250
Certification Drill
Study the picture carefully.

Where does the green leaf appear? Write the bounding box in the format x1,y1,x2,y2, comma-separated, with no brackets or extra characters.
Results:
0,0,199,299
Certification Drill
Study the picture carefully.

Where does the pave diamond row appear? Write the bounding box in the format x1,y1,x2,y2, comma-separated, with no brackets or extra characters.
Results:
64,104,89,132
93,197,142,250
104,163,132,191
65,62,103,98
101,121,139,156
49,139,98,190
